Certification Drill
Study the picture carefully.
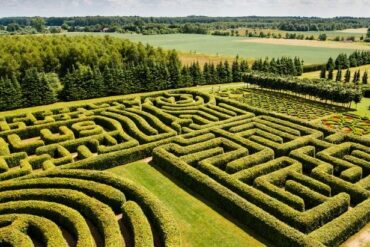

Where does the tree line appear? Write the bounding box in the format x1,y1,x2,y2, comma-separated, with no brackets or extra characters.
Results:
319,51,370,84
1,16,369,35
0,35,249,110
252,57,303,76
243,72,362,106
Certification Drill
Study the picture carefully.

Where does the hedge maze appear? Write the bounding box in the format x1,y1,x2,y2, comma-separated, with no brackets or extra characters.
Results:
0,89,369,246
213,87,349,121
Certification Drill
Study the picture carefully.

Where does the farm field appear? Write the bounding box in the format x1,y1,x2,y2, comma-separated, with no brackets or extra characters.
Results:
221,28,369,40
65,32,367,65
0,88,369,246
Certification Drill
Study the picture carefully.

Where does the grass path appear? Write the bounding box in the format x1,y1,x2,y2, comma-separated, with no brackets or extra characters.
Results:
108,161,271,247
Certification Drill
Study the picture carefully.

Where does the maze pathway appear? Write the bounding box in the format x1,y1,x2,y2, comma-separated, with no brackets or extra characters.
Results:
0,90,369,246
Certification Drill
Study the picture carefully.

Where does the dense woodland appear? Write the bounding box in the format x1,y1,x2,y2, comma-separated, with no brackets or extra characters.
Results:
1,16,369,35
0,35,249,110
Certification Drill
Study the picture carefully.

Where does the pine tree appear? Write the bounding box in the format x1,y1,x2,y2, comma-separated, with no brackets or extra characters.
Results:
344,69,351,83
320,66,326,79
326,57,335,71
0,76,23,111
22,68,57,106
240,60,249,73
335,67,342,82
167,50,181,88
224,61,232,83
294,57,303,76
328,68,334,80
203,63,210,84
180,66,193,87
90,66,106,98
232,59,241,82
362,71,368,84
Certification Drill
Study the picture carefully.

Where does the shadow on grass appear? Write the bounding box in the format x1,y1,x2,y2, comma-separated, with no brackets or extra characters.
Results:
146,161,275,247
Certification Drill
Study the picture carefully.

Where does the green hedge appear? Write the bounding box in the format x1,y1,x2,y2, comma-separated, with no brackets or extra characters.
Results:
121,201,154,247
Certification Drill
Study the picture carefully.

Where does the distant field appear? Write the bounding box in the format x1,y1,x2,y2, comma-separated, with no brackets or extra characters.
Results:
241,38,370,50
65,32,366,65
231,28,368,40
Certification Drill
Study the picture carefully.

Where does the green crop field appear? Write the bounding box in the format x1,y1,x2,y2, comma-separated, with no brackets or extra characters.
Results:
0,88,369,246
66,32,369,65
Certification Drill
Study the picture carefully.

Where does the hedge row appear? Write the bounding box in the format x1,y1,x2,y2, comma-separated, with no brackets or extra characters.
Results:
152,145,322,246
28,169,181,246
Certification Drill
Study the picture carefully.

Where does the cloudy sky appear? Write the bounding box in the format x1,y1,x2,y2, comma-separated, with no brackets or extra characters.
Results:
0,0,369,17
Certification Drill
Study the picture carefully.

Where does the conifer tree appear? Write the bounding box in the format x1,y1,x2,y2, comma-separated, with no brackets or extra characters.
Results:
240,60,249,73
320,66,326,79
328,68,334,80
232,59,242,82
0,76,23,110
167,50,181,88
336,67,342,82
294,57,303,76
22,68,56,106
362,71,368,84
344,69,351,83
326,57,335,71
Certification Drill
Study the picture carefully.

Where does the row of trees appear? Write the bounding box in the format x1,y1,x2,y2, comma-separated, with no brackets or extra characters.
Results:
326,51,370,70
320,66,368,85
1,16,369,35
243,72,362,105
251,57,303,76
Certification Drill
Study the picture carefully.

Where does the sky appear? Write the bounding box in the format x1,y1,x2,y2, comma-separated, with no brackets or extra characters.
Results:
0,0,369,18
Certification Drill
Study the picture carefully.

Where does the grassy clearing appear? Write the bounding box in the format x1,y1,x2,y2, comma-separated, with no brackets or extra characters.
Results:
63,32,364,65
108,161,270,247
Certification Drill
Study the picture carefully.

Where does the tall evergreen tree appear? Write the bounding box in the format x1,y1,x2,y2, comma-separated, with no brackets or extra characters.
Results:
232,59,242,82
344,69,351,83
328,68,334,80
320,66,326,79
294,57,303,76
336,67,342,82
22,68,56,106
326,57,335,71
0,76,23,111
362,71,368,84
167,50,181,88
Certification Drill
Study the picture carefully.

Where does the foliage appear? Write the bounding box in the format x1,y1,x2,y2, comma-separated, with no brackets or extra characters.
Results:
243,72,363,104
252,57,303,76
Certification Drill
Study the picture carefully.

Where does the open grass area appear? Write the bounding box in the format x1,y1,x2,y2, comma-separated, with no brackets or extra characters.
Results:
64,32,365,65
109,161,270,247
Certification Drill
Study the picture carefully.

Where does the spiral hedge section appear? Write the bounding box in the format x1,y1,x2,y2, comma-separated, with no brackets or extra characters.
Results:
0,89,369,246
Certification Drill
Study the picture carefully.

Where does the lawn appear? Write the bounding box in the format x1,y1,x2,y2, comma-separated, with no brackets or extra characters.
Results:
108,161,270,247
65,32,365,65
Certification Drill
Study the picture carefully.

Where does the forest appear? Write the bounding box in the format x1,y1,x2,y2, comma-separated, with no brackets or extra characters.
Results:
0,35,250,110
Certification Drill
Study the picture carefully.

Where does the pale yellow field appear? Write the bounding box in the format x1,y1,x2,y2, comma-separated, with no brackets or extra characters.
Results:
178,51,253,66
338,28,368,34
240,38,370,50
